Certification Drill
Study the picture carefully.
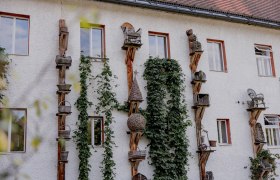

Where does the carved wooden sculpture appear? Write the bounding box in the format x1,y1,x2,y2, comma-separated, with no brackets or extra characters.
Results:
127,77,147,178
56,19,71,180
246,89,266,156
187,30,215,180
59,20,69,57
186,29,203,72
121,22,142,92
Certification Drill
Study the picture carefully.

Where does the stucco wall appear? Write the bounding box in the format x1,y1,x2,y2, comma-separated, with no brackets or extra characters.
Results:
0,0,280,179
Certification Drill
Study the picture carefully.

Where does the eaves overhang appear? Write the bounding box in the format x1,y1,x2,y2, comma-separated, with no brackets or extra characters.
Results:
95,0,280,30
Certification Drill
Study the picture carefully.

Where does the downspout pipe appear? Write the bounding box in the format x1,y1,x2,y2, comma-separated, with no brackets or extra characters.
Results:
96,0,280,30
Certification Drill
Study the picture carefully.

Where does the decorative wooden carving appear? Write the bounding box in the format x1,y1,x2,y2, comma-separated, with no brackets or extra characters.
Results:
128,76,143,116
186,29,203,73
121,23,142,92
126,70,146,178
132,173,148,180
56,19,71,180
197,150,214,180
191,71,206,94
187,30,214,180
246,89,266,156
59,19,69,57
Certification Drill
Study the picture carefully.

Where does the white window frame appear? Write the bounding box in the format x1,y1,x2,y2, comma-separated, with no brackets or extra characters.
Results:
217,119,230,145
255,45,273,77
89,116,103,146
207,41,225,72
80,26,104,58
264,115,280,148
0,108,27,153
148,33,169,59
0,15,29,55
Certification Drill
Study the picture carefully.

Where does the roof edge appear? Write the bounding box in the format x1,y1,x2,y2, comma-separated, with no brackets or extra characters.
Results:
96,0,280,30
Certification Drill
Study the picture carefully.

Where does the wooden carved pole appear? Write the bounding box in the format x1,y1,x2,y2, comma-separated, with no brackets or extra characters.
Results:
56,19,72,180
121,22,142,93
126,47,136,91
187,29,215,180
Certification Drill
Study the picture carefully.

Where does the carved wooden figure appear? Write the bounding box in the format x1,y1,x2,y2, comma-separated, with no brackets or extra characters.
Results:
121,22,142,92
59,20,69,57
186,29,204,72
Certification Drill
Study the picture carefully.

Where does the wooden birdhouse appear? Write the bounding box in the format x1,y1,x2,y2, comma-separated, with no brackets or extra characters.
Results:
128,77,143,116
121,22,142,50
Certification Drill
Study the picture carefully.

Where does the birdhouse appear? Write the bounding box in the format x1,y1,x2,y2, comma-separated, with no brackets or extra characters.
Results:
121,22,142,50
128,77,143,115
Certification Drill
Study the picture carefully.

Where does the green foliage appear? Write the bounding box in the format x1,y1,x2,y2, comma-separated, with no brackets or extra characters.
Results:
95,59,118,180
143,58,191,180
0,47,9,104
249,149,279,180
73,55,92,180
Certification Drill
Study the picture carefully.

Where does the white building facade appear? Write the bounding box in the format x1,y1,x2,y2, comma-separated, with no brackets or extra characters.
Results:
0,0,280,180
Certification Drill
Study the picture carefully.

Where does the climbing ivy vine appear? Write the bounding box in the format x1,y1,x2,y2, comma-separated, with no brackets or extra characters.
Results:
0,47,9,104
143,58,191,180
95,59,118,180
74,55,92,180
249,149,279,180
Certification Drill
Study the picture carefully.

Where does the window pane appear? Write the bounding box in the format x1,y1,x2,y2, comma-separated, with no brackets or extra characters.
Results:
208,42,224,71
94,118,102,146
217,121,220,143
207,43,214,70
273,128,280,146
0,109,11,152
221,121,227,143
0,17,13,54
10,110,26,151
157,36,166,58
92,28,102,58
15,18,28,55
266,129,270,146
80,28,90,56
149,35,156,58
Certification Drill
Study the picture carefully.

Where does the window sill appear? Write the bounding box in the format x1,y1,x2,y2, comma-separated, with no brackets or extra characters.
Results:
267,146,280,149
209,70,227,73
258,75,274,77
0,151,26,155
218,143,232,146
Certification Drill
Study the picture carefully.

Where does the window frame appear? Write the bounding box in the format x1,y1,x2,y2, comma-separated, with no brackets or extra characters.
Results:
254,44,275,77
207,39,227,72
217,119,231,145
0,11,30,56
0,108,27,154
88,116,104,147
264,114,280,148
148,31,170,59
80,24,106,58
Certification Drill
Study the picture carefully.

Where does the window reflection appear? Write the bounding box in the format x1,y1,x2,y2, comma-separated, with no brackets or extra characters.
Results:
80,26,104,58
92,29,102,58
0,17,13,54
80,28,90,56
15,18,29,55
148,33,168,58
0,109,27,153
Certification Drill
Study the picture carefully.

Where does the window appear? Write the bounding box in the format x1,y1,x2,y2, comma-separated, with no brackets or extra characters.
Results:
88,116,104,146
264,115,280,147
0,108,27,153
255,44,275,77
217,119,231,144
149,32,169,58
0,12,29,55
80,24,105,58
207,39,227,72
